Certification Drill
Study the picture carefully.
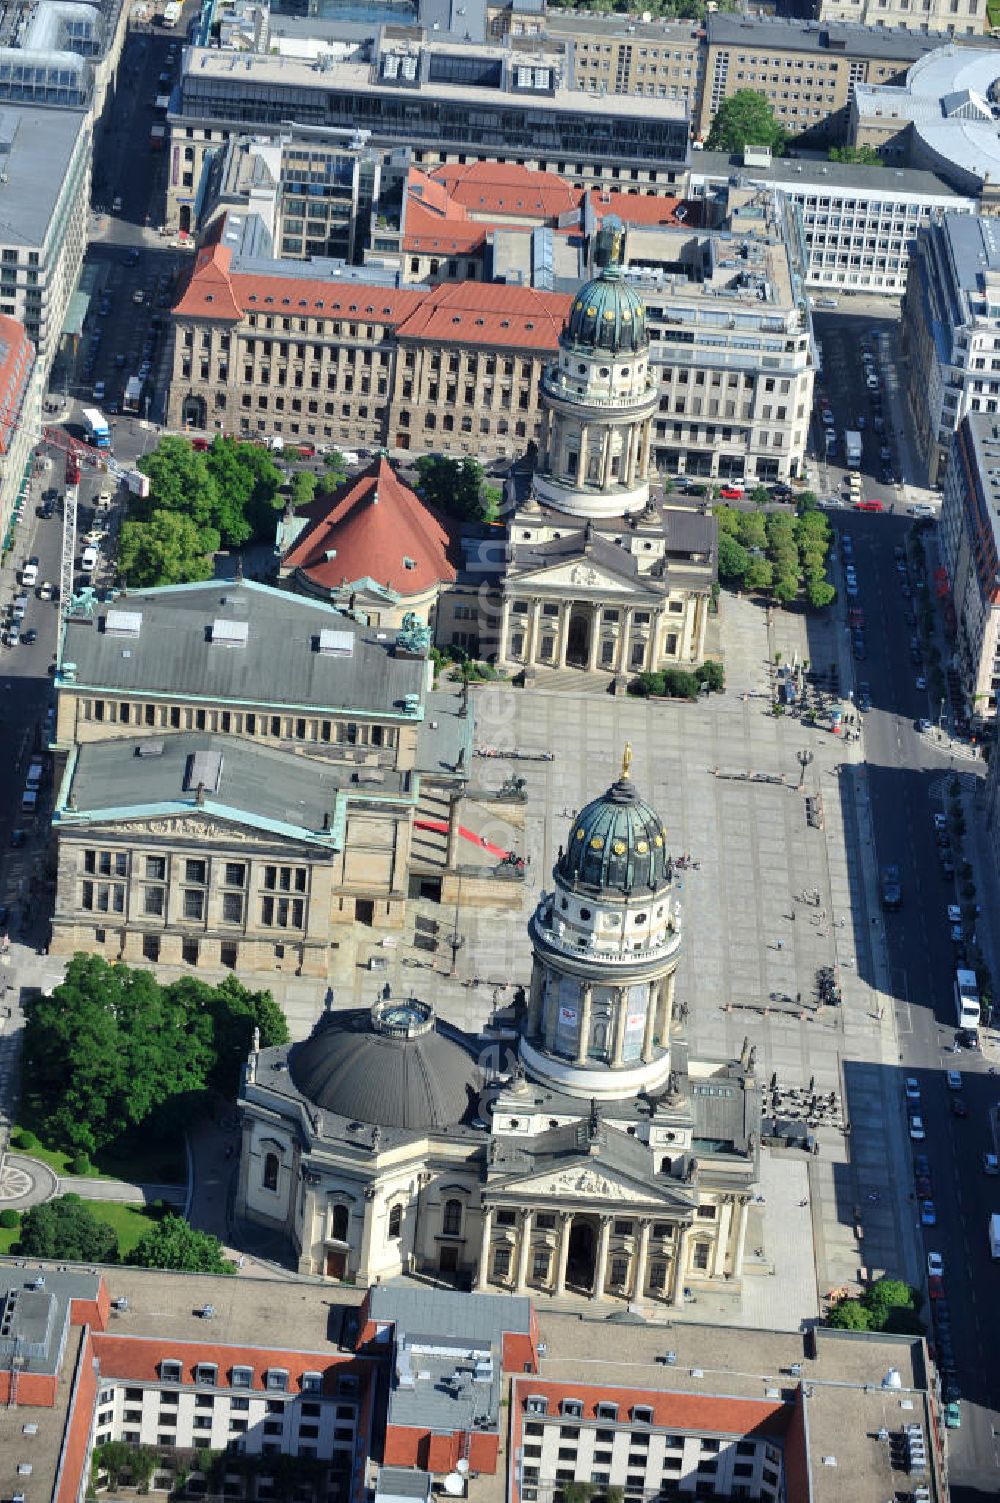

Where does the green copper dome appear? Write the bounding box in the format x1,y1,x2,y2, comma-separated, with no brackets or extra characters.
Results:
565,266,648,356
557,759,669,895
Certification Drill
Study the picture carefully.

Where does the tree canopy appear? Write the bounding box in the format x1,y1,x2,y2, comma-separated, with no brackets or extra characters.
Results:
706,90,787,154
23,958,288,1155
125,436,286,584
415,455,501,523
826,1277,923,1333
828,145,880,166
18,1195,119,1263
714,501,834,609
126,1214,233,1275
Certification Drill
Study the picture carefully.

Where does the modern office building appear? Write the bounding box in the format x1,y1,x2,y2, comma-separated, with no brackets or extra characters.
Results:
166,30,689,233
689,149,974,298
902,212,1000,483
938,412,1000,726
0,104,90,383
49,581,474,973
698,14,950,145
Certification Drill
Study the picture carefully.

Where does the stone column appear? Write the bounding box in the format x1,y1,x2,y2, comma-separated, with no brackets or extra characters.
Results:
357,1190,378,1284
587,608,601,671
574,983,593,1066
593,1215,612,1299
516,1209,534,1293
731,1198,749,1279
641,984,657,1063
633,1218,651,1301
617,607,634,674
527,965,544,1039
712,1200,731,1278
611,986,628,1066
577,423,590,486
544,983,559,1051
624,424,637,488
638,418,651,479
525,600,542,667
497,597,511,667
555,1212,572,1295
672,1225,689,1307
659,971,677,1039
600,425,615,490
475,1206,494,1291
557,603,571,668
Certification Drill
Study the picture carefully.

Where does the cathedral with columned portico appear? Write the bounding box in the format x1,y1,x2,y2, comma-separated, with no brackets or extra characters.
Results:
496,224,716,680
237,753,760,1307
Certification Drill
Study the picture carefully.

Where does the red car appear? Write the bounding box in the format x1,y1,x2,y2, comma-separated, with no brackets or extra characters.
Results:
719,485,745,500
191,436,210,451
855,498,884,513
297,442,316,459
848,608,865,627
928,1276,945,1300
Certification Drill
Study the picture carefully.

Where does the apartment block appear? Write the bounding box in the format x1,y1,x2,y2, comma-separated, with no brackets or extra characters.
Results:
902,212,1000,483
698,14,951,144
0,312,38,552
938,412,1000,726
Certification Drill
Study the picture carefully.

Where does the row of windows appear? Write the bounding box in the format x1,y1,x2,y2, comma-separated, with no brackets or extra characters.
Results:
83,853,306,892
78,697,395,747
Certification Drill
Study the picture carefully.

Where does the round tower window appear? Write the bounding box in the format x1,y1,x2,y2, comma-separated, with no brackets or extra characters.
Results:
580,908,591,921
636,840,649,855
613,840,626,855
590,837,605,850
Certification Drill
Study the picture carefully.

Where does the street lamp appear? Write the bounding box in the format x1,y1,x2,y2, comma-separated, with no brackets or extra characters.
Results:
797,748,814,788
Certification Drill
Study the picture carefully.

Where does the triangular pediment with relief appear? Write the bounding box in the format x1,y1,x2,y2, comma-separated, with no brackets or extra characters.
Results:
515,560,645,596
493,1156,695,1211
61,812,326,852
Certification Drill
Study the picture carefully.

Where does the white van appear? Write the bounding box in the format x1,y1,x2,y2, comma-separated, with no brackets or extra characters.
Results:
20,788,37,814
12,594,27,622
25,759,44,790
21,562,37,588
81,545,99,573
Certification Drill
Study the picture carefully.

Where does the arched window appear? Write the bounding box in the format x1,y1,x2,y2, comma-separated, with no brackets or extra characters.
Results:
659,1156,673,1175
331,1204,349,1242
262,1152,279,1192
388,1203,402,1239
443,1199,462,1236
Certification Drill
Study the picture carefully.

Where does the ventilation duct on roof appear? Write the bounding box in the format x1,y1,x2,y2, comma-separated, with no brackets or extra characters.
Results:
105,609,142,637
317,629,354,656
211,618,248,647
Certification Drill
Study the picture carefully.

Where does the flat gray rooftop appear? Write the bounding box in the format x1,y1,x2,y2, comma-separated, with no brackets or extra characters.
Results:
58,581,427,720
367,1282,533,1343
0,105,87,248
691,149,970,200
706,12,962,62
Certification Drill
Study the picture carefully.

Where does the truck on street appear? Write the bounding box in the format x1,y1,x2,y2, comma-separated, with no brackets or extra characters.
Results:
82,407,111,449
124,375,144,415
955,967,980,1033
844,430,863,469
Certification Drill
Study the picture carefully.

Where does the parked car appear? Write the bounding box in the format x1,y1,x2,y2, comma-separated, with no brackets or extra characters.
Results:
904,1076,920,1102
950,1096,968,1118
719,484,744,500
909,1114,926,1140
921,1200,936,1226
927,1251,944,1278
982,1152,999,1175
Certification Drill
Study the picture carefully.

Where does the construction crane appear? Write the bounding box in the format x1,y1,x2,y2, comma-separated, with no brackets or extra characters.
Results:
39,425,140,637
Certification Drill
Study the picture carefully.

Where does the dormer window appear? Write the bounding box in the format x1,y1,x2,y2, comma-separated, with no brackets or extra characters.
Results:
561,1399,583,1418
597,1402,618,1421
160,1360,182,1383
526,1396,548,1415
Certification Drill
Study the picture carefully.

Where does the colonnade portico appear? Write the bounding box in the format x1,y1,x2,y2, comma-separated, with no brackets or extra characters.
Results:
497,594,689,676
473,1197,751,1303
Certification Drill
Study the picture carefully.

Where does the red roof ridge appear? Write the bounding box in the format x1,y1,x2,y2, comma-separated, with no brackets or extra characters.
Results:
282,455,458,596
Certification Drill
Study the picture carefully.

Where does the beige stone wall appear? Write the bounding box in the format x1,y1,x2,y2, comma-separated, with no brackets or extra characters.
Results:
388,338,548,460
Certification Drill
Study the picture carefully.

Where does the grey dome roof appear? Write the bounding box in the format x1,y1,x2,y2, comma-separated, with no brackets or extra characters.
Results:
290,1005,481,1131
557,772,669,894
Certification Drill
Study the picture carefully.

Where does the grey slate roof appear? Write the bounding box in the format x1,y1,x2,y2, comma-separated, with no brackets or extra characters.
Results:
290,1009,482,1130
58,582,426,720
705,13,961,63
367,1282,533,1342
484,1118,699,1213
61,733,410,841
691,149,971,200
0,1268,100,1375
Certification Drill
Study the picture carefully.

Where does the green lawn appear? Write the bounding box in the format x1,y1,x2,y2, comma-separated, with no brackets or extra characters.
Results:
12,1099,186,1186
0,1201,165,1259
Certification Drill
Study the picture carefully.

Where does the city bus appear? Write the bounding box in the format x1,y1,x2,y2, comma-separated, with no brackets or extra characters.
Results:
82,407,111,449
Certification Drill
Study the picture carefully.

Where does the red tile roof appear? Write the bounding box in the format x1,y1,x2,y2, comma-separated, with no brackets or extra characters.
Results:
0,313,34,455
510,1377,791,1438
281,456,458,595
173,242,243,321
91,1333,372,1395
403,196,489,256
430,161,581,220
587,188,689,228
393,280,570,350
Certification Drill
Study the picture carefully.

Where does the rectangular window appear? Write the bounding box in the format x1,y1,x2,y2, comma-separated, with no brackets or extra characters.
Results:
224,862,246,887
145,855,166,880
143,887,165,916
231,1366,253,1389
222,892,244,924
183,889,205,921
186,859,207,884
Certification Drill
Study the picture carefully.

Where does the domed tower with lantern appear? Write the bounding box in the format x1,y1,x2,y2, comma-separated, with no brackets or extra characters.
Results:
498,221,716,680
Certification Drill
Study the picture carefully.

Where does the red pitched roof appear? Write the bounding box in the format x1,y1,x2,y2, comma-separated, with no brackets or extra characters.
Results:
282,456,458,596
173,241,243,321
91,1333,371,1394
403,195,488,256
393,280,571,350
587,189,689,228
510,1377,792,1438
430,161,581,220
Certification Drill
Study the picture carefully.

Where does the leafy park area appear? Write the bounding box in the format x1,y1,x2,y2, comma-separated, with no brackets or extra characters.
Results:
21,955,288,1162
415,454,502,523
825,1277,924,1335
716,503,835,609
121,436,286,586
629,661,725,700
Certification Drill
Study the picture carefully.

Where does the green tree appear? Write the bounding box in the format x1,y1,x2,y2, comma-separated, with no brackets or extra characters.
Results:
706,90,787,154
165,973,289,1098
718,532,749,585
697,660,725,693
773,572,799,605
323,449,349,487
118,510,219,588
745,557,774,593
736,510,767,551
290,470,319,511
750,483,770,508
826,1298,870,1330
18,1194,119,1263
806,577,836,609
862,1276,918,1331
828,145,880,165
714,504,741,537
415,455,494,522
127,1214,233,1275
